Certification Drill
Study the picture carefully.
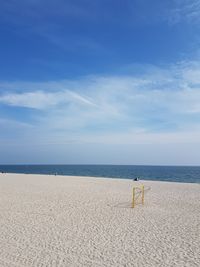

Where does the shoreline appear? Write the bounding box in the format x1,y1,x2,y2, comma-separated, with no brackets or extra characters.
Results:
1,172,200,185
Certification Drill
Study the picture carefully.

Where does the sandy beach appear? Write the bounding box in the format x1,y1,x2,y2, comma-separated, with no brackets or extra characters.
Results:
0,173,199,267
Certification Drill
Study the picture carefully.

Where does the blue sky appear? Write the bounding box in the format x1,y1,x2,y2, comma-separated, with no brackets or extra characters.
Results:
0,0,200,165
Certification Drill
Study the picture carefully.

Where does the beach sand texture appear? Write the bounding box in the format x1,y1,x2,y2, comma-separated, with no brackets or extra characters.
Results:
0,173,199,267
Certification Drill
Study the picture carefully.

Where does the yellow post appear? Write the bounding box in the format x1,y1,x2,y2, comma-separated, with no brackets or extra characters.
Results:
141,185,144,205
132,185,144,208
132,187,135,208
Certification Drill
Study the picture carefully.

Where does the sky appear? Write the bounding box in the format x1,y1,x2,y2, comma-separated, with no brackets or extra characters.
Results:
0,0,200,165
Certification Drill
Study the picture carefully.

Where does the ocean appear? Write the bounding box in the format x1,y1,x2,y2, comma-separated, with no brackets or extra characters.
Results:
0,165,200,183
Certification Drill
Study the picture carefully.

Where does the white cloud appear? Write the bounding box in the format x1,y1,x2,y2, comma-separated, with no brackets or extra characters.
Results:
1,60,200,147
0,90,96,109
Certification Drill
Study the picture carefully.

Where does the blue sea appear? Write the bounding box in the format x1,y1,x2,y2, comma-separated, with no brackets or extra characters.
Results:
0,165,200,183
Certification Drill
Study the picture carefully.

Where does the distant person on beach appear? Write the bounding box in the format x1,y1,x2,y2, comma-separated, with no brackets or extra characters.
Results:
133,177,139,181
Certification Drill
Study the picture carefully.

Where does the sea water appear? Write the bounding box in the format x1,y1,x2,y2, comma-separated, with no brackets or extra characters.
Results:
0,165,200,183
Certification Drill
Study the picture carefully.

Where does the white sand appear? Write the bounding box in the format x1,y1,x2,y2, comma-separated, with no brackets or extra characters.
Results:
0,173,199,267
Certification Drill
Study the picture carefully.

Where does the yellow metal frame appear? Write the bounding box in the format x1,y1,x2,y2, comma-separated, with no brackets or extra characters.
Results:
132,185,144,208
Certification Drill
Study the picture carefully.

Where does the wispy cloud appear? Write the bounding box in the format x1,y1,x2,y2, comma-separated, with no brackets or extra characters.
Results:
168,0,200,25
1,60,200,146
0,90,96,109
